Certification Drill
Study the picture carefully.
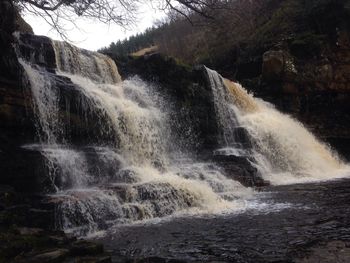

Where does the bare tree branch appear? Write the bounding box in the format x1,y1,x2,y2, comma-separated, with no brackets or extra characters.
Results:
14,0,229,40
22,0,65,11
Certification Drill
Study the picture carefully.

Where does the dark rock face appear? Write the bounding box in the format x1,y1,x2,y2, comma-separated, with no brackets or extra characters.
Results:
0,2,40,193
0,148,50,193
0,226,111,263
0,2,36,147
18,33,57,70
0,1,22,81
252,42,350,160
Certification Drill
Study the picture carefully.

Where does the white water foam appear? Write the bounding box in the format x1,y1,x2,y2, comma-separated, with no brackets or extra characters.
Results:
205,67,350,185
241,99,350,185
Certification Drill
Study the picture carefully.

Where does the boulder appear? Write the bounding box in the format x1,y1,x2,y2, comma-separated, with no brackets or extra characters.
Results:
262,50,285,81
0,147,52,193
213,154,269,187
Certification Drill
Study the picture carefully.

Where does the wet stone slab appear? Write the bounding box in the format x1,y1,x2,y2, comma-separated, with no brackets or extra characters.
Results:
96,178,350,263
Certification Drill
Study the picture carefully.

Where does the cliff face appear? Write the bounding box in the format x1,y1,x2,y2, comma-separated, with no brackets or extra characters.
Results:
239,26,350,160
214,1,350,160
0,1,35,146
0,1,43,193
256,37,350,159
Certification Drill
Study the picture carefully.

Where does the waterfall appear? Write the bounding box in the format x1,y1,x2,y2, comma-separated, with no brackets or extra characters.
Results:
52,41,122,84
19,59,62,144
206,67,241,146
16,35,252,236
17,32,349,236
205,67,350,185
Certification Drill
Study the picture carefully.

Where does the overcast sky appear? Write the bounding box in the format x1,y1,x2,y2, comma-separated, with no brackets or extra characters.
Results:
23,3,166,51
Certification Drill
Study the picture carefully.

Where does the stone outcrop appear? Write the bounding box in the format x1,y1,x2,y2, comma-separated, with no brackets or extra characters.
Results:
262,50,285,81
213,155,269,187
0,1,40,195
253,36,350,159
0,226,111,263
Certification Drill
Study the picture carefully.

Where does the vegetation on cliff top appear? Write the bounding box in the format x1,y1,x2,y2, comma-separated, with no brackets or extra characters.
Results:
100,0,350,75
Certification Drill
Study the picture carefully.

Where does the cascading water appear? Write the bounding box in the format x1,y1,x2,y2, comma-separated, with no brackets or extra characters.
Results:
16,35,252,236
205,67,350,185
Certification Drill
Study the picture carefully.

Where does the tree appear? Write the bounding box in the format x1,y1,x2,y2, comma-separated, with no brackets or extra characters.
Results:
13,0,226,39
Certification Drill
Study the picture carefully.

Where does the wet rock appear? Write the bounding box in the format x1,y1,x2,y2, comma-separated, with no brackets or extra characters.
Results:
0,198,54,229
17,227,44,236
75,256,112,263
70,240,104,256
27,208,54,228
297,240,350,263
17,33,57,70
0,147,52,193
213,154,269,187
27,249,70,263
0,185,18,208
0,0,21,81
126,257,188,263
0,226,109,263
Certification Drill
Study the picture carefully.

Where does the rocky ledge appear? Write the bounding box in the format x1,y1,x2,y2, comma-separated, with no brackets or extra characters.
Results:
0,227,111,263
0,184,112,263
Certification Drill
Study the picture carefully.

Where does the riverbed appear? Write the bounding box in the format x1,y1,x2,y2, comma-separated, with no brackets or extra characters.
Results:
97,178,350,263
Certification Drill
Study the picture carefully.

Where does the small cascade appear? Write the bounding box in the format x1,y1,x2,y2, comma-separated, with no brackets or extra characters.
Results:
19,59,62,144
205,67,350,185
16,35,252,236
206,67,241,146
56,72,168,166
52,41,121,84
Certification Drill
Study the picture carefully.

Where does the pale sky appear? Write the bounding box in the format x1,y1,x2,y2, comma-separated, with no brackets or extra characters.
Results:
23,3,166,51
